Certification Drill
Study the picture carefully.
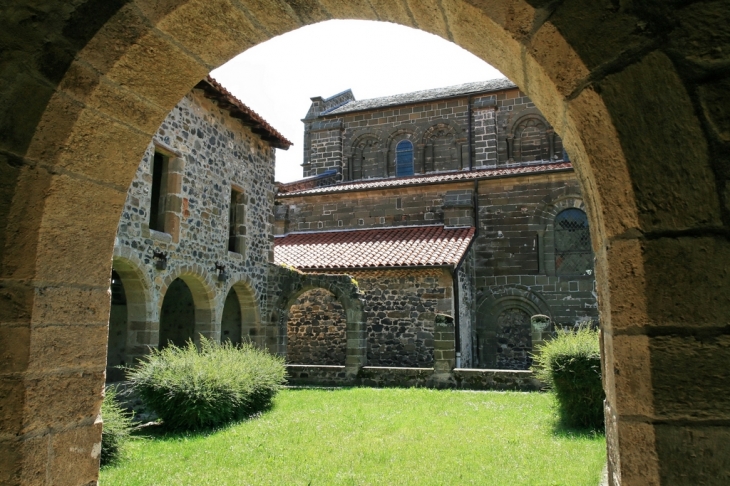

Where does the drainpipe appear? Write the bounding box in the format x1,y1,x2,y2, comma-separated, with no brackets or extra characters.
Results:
452,220,477,370
467,95,473,171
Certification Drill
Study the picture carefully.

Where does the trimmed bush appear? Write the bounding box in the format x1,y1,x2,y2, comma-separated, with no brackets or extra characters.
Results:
532,326,604,430
126,337,286,431
101,385,134,466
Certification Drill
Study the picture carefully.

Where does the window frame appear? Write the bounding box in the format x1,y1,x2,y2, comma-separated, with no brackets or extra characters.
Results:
395,139,414,177
554,207,592,276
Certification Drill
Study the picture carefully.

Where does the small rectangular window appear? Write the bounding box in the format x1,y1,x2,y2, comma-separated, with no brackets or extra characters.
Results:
229,187,246,253
149,152,167,232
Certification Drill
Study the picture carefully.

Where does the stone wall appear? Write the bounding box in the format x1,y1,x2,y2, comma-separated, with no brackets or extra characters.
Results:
267,264,366,369
285,365,540,391
470,172,597,368
303,87,565,179
110,87,277,371
350,268,454,368
276,183,460,233
277,169,598,369
286,288,347,365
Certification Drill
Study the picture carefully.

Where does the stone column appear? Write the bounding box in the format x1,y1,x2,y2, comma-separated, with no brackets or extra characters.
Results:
506,135,514,163
433,314,456,372
547,129,555,160
345,307,367,376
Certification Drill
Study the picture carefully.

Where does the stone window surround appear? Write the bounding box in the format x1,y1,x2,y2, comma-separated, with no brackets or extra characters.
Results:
505,109,559,164
228,183,247,256
533,194,592,278
146,140,184,244
342,118,467,180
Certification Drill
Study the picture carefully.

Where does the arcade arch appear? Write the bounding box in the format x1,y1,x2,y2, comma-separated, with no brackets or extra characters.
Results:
221,278,261,347
1,2,728,485
158,268,218,346
107,254,156,380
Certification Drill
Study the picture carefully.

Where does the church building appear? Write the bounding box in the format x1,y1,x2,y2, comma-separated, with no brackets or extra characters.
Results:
275,79,599,370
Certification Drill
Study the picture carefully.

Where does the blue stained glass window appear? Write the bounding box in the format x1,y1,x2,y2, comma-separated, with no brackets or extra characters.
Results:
395,140,414,176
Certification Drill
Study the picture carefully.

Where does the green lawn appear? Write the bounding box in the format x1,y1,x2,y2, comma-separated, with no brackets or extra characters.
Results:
101,388,605,486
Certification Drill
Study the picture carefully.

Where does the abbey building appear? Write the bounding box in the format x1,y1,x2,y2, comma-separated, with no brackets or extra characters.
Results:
274,79,598,370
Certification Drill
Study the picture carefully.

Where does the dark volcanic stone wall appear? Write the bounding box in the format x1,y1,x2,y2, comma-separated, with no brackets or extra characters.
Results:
286,288,347,365
351,268,454,368
303,87,565,179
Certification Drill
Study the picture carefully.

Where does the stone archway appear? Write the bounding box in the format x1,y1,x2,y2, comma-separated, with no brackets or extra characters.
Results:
221,277,261,347
476,288,552,370
285,287,348,366
107,254,155,381
1,2,729,485
273,270,366,371
158,266,218,345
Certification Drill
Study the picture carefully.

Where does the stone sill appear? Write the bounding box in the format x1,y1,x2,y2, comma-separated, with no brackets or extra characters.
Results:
150,229,172,243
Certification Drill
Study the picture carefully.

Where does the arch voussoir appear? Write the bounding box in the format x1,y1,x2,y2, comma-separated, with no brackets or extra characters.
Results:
2,1,729,484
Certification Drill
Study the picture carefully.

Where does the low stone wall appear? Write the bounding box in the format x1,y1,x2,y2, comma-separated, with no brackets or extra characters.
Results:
450,368,541,391
286,364,350,387
357,366,435,388
285,365,541,391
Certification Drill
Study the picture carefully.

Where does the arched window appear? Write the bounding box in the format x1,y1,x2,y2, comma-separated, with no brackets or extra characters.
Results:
555,208,592,275
395,140,414,176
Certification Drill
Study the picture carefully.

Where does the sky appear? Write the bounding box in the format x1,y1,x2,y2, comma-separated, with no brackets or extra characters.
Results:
211,20,504,183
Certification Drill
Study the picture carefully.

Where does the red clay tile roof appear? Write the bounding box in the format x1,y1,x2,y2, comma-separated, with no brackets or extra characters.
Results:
195,76,293,150
274,225,475,270
277,162,572,197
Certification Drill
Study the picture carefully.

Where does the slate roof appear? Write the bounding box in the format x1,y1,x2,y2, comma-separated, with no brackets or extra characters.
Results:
277,162,572,197
323,78,517,115
274,225,475,270
195,76,293,149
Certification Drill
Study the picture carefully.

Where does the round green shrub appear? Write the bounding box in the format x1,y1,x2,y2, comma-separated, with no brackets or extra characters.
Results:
101,385,134,466
126,338,286,431
532,325,604,430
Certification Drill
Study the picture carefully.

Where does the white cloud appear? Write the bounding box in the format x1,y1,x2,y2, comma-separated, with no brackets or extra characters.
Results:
211,20,503,182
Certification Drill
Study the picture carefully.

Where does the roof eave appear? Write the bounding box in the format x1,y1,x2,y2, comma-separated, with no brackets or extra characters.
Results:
276,165,574,198
321,84,517,118
195,76,293,150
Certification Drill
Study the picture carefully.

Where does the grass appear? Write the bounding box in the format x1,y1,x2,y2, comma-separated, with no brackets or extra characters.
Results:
101,387,605,486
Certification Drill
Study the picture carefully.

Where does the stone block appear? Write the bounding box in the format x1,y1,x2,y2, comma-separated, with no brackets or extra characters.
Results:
0,323,30,374
615,420,661,486
50,422,102,485
0,378,25,436
698,78,730,142
26,94,151,188
642,236,730,328
547,1,652,71
606,334,654,418
650,334,730,420
22,371,104,435
655,424,730,485
31,286,110,326
528,21,590,97
0,434,48,486
103,30,208,113
34,175,123,287
28,323,109,373
598,51,721,232
154,0,271,67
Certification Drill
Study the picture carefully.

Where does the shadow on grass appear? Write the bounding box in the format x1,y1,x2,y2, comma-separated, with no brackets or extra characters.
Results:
130,401,277,442
551,417,605,440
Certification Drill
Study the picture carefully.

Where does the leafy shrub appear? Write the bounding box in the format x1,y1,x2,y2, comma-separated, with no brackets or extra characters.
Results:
532,325,604,430
101,385,134,466
126,337,286,431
